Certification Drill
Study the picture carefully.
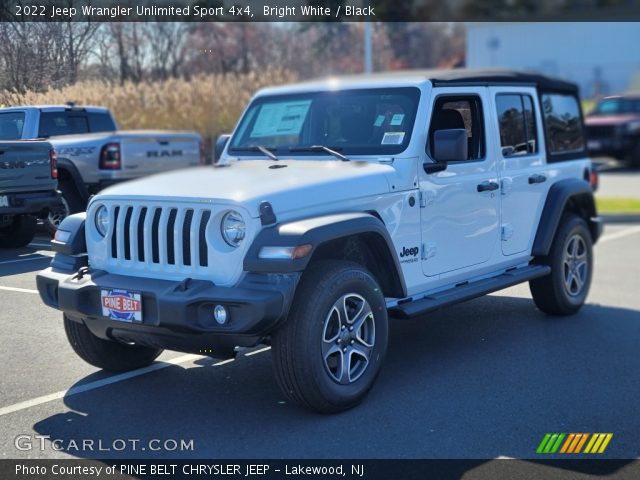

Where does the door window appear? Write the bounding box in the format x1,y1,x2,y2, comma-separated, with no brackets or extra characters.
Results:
496,94,538,157
428,95,485,161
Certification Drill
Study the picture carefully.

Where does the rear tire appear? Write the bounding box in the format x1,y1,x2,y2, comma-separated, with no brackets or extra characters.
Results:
272,260,388,413
44,179,85,234
64,315,162,372
530,214,593,315
0,215,37,248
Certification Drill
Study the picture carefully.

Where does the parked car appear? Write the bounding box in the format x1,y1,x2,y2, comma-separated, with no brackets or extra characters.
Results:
585,93,640,168
37,70,601,413
0,140,59,247
0,105,204,232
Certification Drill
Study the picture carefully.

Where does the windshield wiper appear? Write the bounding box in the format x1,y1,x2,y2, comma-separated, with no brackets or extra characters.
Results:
289,145,349,161
229,145,278,161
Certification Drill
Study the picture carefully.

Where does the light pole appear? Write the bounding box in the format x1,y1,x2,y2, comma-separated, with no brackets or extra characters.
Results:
364,21,373,74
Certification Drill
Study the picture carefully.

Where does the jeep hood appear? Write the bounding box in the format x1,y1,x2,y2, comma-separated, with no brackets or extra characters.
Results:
98,160,395,217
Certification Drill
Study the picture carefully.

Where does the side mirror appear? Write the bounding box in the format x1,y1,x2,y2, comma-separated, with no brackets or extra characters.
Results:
215,134,231,162
432,128,468,162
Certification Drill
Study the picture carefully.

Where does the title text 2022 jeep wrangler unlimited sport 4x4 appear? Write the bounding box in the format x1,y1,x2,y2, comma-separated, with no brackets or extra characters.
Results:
37,70,602,413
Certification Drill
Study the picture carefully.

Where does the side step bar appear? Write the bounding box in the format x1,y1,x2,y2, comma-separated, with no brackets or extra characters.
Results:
389,265,551,319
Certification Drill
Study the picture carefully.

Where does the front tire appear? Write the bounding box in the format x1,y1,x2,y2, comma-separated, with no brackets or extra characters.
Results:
272,260,388,413
0,215,37,248
64,315,162,372
530,214,593,315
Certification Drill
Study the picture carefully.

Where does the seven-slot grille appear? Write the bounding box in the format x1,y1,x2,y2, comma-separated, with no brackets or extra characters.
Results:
109,205,212,268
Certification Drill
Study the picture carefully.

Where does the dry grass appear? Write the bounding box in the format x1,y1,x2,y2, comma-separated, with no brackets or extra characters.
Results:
0,70,297,144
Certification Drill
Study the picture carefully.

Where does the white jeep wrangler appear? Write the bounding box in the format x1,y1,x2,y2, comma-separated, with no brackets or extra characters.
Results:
37,70,602,413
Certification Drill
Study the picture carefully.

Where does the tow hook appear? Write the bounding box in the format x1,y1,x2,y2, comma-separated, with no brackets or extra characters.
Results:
73,266,89,280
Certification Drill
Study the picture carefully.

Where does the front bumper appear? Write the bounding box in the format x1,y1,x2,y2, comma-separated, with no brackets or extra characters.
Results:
0,190,61,217
37,266,297,358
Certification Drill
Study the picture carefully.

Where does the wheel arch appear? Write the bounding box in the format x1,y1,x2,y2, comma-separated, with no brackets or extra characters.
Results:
56,158,89,201
532,178,601,257
244,212,407,299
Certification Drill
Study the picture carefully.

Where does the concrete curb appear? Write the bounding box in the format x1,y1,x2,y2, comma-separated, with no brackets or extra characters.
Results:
601,214,640,224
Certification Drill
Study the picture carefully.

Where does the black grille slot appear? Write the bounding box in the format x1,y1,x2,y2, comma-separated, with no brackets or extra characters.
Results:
111,206,120,258
166,208,178,265
123,207,133,260
199,210,211,267
151,208,162,263
183,209,194,266
137,207,147,262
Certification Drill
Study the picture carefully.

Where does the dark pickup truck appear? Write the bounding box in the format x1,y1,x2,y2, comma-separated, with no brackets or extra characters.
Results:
585,94,640,168
0,141,60,247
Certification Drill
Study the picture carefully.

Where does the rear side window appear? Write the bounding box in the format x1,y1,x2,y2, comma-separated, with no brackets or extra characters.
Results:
39,112,89,137
0,112,25,140
496,94,538,157
88,112,116,132
541,93,585,155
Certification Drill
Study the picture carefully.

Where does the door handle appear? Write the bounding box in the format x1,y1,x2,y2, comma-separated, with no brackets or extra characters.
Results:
477,181,499,192
528,174,547,184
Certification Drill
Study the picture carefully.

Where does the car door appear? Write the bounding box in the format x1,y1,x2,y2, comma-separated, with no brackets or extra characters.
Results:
488,87,550,256
420,87,501,277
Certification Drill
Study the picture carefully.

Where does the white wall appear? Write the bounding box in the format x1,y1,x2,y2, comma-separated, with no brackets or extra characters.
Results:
466,23,640,97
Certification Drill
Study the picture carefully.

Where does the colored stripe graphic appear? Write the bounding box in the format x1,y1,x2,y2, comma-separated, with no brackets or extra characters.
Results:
537,433,565,453
539,433,613,454
585,433,613,454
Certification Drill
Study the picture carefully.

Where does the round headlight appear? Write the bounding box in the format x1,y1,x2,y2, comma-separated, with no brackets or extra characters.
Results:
94,205,110,237
221,210,246,247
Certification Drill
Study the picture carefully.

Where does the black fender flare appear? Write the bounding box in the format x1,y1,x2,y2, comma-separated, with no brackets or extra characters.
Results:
56,158,89,201
244,212,407,298
532,178,601,257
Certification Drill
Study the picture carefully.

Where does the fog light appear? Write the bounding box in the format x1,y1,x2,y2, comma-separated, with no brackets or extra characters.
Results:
213,305,228,325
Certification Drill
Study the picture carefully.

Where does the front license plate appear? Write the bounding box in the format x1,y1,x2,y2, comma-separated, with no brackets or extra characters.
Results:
0,195,9,208
587,140,602,150
101,289,143,322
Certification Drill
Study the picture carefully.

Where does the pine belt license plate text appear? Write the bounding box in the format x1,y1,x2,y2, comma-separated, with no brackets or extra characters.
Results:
101,289,143,322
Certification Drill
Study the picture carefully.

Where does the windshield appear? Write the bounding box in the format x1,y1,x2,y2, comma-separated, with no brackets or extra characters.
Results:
229,87,421,156
592,98,640,115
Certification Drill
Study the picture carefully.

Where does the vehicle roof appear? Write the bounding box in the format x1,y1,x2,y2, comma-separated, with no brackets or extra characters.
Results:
0,105,110,113
256,68,578,96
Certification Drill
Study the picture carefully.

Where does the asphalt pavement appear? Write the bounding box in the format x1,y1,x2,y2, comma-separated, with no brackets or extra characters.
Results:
0,226,639,477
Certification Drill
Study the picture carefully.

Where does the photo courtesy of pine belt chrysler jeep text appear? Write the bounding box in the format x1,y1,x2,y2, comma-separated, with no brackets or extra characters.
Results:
37,70,602,413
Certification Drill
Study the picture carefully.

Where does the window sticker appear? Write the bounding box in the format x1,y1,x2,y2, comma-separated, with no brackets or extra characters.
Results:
374,115,385,127
381,131,405,145
250,100,312,138
390,113,405,126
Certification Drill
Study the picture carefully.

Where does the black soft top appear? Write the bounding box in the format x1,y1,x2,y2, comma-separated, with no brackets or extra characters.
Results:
428,69,578,94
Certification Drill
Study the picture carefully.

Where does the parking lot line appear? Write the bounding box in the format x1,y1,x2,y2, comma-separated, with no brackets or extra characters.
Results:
0,354,203,418
0,345,273,418
0,286,38,294
29,242,52,248
598,225,640,244
244,346,271,356
0,256,51,265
